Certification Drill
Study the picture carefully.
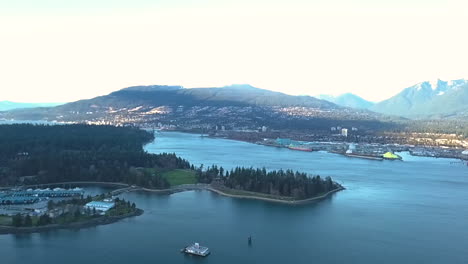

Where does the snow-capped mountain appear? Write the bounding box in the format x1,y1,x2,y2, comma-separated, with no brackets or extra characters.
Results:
370,79,468,118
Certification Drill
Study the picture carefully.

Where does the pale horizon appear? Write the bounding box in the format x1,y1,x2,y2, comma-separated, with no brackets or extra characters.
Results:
1,0,467,103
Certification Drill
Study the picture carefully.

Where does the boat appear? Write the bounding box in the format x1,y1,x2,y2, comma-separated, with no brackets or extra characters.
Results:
287,144,313,152
382,152,402,160
181,243,210,257
345,153,383,161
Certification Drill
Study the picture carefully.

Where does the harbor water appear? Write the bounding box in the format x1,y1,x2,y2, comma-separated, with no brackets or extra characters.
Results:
1,131,468,263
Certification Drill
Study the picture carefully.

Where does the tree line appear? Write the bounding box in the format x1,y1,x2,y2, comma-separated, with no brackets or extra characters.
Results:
0,124,190,188
196,165,341,199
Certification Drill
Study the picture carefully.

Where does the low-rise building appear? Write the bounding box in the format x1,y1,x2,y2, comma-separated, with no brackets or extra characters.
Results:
84,201,115,214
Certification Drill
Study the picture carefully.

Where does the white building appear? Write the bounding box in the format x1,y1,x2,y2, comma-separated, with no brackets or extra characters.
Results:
84,201,115,213
341,128,348,137
346,143,356,154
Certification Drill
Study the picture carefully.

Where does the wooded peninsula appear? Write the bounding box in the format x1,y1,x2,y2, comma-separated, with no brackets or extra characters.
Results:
0,124,342,203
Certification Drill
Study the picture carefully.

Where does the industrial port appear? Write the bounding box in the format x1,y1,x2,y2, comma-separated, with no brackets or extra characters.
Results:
259,138,407,160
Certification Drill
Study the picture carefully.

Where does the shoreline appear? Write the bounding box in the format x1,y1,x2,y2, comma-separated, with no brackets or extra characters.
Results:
205,186,345,204
2,181,345,205
161,130,468,161
0,181,344,234
132,183,344,204
0,208,143,235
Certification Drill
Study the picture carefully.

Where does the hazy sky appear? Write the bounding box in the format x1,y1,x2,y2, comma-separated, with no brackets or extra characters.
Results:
1,0,467,103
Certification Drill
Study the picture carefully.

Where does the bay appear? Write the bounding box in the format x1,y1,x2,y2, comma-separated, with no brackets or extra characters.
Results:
1,131,467,263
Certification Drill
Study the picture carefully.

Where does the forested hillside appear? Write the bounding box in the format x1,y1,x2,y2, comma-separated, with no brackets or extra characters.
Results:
0,124,342,200
0,124,190,187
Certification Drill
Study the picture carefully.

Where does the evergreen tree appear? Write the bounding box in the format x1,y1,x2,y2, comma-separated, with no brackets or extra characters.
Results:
24,215,32,227
12,213,23,227
74,209,81,219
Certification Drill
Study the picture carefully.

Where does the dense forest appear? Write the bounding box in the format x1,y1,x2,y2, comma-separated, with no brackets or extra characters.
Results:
196,165,341,199
0,124,190,187
0,124,341,199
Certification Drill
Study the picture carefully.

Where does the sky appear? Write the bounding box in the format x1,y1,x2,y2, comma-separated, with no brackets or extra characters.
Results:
1,0,467,103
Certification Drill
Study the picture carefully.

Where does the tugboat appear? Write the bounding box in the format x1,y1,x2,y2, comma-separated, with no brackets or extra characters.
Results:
181,243,210,257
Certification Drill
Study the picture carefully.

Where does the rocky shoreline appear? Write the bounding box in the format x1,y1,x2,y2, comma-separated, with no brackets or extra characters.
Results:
135,183,344,204
206,186,345,205
0,208,143,235
137,184,344,204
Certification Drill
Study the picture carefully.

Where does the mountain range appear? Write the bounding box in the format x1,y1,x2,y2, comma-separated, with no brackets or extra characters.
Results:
369,79,468,118
0,101,63,111
316,79,468,119
1,84,392,132
1,80,467,135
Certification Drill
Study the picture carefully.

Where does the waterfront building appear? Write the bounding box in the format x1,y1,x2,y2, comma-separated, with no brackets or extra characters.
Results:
84,201,115,213
275,138,292,146
346,143,356,154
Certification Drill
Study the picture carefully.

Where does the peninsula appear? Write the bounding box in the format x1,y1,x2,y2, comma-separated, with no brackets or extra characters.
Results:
0,124,344,234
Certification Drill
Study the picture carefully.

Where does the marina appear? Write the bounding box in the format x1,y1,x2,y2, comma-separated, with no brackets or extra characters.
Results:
0,188,85,216
0,188,84,204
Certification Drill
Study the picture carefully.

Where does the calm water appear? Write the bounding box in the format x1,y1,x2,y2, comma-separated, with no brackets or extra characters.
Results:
1,131,468,264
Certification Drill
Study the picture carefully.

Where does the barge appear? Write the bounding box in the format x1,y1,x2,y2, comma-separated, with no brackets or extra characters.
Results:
181,243,210,257
345,153,383,161
288,144,313,152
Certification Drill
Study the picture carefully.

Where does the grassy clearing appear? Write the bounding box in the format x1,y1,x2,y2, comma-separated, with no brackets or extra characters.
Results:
161,169,197,186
